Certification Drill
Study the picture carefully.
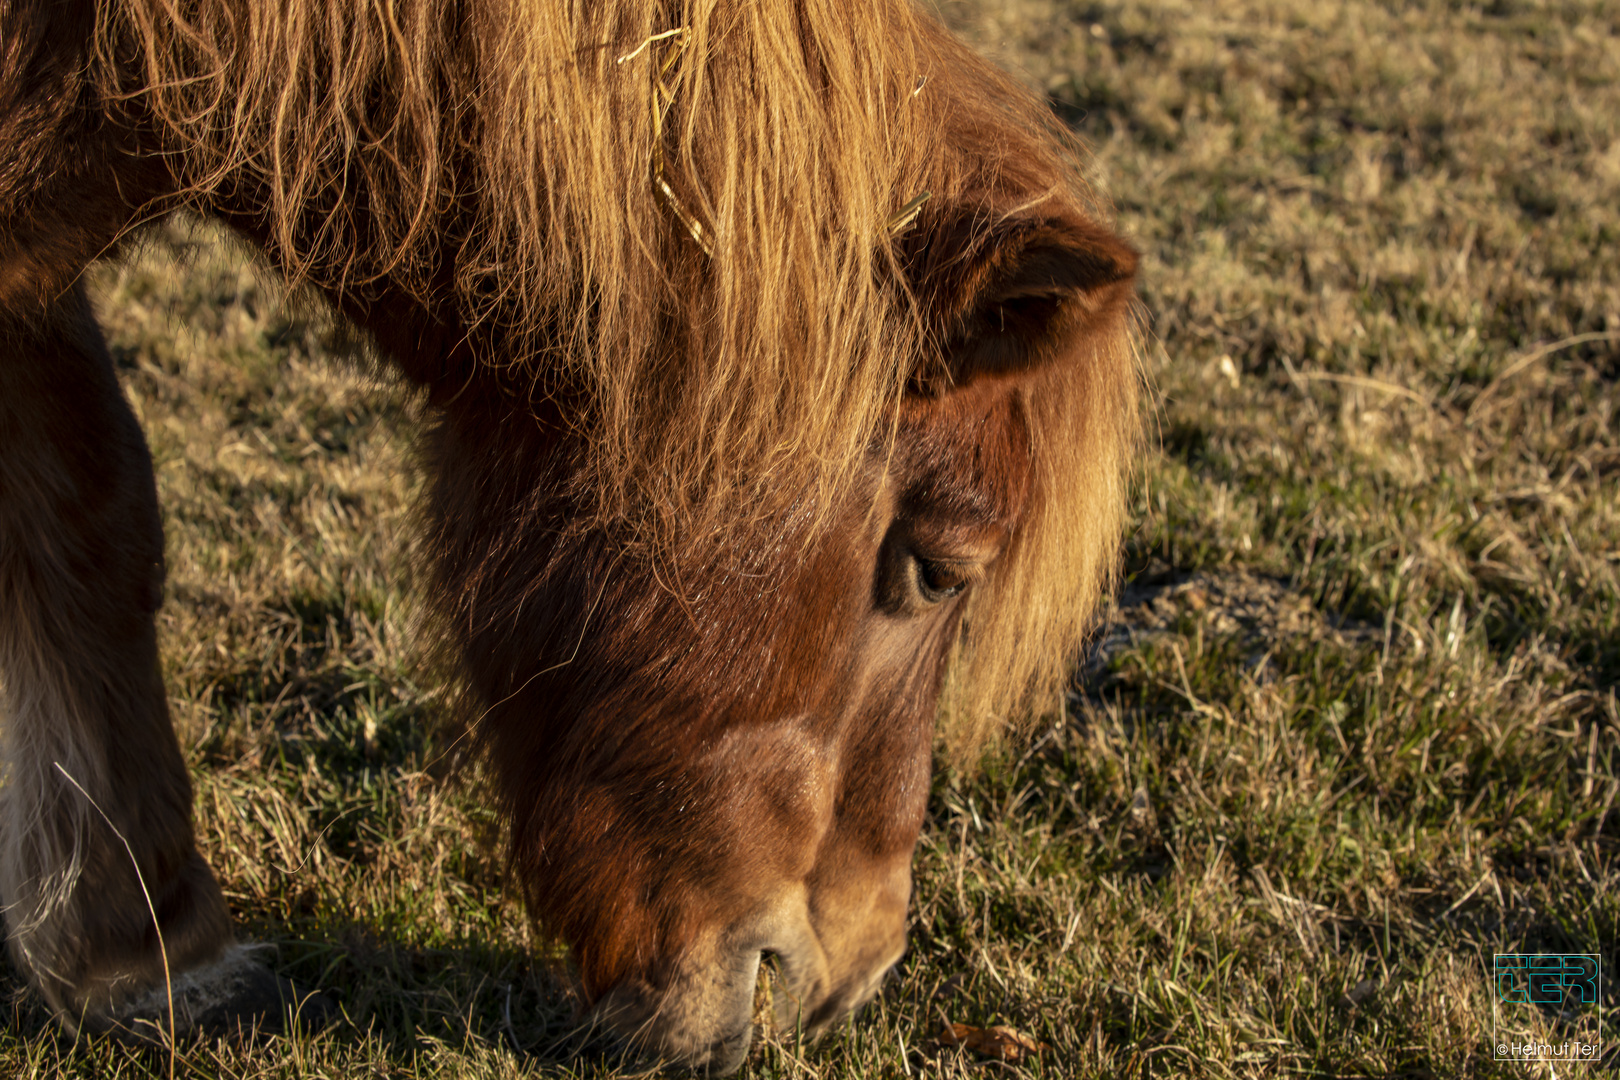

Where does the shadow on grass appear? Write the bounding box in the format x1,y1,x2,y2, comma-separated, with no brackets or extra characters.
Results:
0,922,647,1074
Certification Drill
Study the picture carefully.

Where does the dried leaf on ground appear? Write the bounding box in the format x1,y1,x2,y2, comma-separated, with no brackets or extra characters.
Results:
937,1021,1046,1062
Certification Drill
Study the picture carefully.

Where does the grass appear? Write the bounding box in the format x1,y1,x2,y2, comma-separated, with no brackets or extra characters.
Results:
3,0,1617,1074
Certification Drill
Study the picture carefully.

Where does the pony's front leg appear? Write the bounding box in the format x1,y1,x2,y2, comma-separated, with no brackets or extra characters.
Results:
0,285,309,1036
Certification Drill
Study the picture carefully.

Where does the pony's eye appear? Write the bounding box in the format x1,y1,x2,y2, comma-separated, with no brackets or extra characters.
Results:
915,557,970,603
874,531,982,615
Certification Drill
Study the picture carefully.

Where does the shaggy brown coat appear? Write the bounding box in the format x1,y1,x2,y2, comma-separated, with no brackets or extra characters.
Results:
89,0,1139,755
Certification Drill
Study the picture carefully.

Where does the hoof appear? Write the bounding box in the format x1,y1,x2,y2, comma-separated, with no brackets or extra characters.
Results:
88,945,337,1043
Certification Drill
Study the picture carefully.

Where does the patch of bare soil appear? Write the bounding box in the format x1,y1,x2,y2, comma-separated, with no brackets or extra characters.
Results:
1082,569,1377,683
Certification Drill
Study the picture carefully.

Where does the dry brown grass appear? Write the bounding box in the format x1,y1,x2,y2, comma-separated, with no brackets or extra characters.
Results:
2,0,1617,1075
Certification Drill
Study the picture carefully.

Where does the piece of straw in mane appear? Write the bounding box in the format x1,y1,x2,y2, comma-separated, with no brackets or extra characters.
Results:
90,0,1139,759
92,0,937,532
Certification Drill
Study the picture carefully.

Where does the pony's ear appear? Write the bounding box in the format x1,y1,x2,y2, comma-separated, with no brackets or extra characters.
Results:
902,211,1138,394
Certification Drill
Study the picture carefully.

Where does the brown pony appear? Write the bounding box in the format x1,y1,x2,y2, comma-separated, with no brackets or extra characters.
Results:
0,0,1137,1070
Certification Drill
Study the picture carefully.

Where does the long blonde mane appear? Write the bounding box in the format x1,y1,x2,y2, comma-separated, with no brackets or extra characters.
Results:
91,0,1138,757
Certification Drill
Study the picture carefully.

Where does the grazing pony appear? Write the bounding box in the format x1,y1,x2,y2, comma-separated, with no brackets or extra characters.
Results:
0,0,1138,1070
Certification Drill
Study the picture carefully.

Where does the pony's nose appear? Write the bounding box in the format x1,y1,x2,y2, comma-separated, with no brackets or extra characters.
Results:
586,895,906,1072
589,947,762,1075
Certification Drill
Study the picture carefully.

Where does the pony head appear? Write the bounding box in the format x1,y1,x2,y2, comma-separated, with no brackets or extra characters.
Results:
422,199,1136,1069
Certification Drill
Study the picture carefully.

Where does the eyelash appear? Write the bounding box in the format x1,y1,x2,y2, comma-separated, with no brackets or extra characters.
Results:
915,556,970,602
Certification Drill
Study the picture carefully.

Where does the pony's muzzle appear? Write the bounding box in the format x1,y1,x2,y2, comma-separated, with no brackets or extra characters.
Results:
589,946,761,1075
587,882,908,1074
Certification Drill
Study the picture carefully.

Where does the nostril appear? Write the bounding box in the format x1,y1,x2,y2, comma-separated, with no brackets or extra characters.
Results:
755,949,784,1023
755,945,824,1037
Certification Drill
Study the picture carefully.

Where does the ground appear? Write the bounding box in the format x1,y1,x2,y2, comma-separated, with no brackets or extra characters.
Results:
2,0,1616,1075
